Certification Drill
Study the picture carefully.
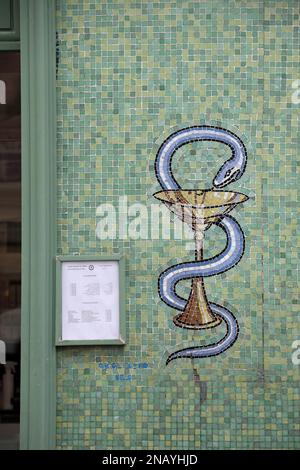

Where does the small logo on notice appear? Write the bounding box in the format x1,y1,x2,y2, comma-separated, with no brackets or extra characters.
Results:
89,265,94,271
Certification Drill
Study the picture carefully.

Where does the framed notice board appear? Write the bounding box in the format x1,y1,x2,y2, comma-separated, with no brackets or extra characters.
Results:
55,255,126,346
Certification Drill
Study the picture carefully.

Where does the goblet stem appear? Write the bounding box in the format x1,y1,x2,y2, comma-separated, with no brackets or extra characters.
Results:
194,221,204,262
172,221,222,330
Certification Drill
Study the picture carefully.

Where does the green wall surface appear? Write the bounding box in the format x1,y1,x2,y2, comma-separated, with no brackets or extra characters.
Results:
56,0,300,449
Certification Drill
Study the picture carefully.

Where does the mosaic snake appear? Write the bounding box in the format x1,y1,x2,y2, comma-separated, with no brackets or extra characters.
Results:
154,126,247,364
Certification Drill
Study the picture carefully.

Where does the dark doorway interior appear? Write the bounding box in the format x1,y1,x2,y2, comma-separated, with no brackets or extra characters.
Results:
0,51,21,450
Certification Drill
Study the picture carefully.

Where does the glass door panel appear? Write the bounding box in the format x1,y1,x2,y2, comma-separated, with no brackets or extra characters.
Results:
0,51,21,450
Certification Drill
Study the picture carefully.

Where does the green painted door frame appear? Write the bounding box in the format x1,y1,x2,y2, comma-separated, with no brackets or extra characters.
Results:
19,0,57,449
0,0,56,450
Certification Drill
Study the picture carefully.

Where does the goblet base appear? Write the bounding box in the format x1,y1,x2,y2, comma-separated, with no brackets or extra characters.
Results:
172,277,222,330
173,313,222,330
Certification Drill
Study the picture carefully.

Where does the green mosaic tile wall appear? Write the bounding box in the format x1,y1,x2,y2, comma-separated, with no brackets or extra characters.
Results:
56,0,300,449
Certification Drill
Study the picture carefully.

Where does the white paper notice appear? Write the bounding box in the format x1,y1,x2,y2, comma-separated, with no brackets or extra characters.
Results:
61,261,120,341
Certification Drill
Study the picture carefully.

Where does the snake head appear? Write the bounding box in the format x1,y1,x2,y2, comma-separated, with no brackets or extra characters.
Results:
213,161,241,188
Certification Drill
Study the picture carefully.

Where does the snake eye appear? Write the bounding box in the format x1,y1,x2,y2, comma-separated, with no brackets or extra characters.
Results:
225,169,232,178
